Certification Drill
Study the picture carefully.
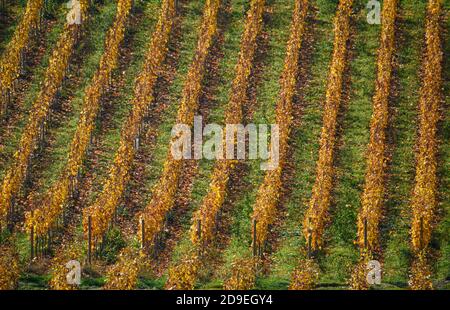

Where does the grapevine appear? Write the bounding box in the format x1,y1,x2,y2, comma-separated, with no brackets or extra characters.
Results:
289,259,319,290
301,0,353,251
356,0,398,254
0,0,89,229
410,0,442,254
103,247,142,290
409,0,443,290
349,0,398,290
166,253,201,290
223,258,256,290
0,237,20,290
48,240,83,290
251,0,309,251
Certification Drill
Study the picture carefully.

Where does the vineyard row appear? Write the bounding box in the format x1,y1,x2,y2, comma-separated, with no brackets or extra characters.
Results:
357,0,398,253
410,0,443,290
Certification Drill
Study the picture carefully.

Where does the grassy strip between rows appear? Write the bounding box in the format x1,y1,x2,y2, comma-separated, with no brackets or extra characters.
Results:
316,0,378,288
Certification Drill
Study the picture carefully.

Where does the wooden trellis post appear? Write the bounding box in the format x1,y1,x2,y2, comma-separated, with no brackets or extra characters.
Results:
140,217,145,250
7,197,14,232
30,212,35,260
87,215,92,265
47,231,51,255
20,49,26,75
196,219,202,255
197,219,201,240
364,218,368,249
154,234,158,257
420,216,424,250
252,219,257,257
307,232,312,259
1,90,5,115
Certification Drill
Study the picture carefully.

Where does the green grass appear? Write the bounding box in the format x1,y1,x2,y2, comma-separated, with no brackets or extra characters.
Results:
19,273,51,290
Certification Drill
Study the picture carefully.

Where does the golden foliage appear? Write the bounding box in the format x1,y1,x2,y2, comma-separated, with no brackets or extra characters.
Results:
410,0,442,253
223,258,257,290
49,241,83,290
409,252,433,290
302,0,353,251
139,0,221,248
83,0,176,242
25,0,133,238
0,239,20,290
166,254,201,290
289,259,319,290
357,0,398,253
0,0,89,228
104,247,142,290
349,253,371,290
409,0,442,289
